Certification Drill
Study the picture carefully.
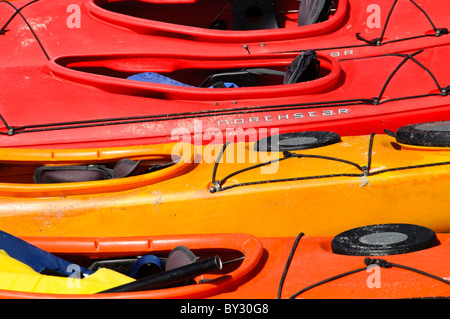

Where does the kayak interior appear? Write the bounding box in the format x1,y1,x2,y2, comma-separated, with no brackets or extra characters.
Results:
93,0,338,31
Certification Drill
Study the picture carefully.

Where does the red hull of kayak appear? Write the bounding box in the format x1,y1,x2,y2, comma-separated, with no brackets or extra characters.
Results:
1,0,450,65
0,45,449,148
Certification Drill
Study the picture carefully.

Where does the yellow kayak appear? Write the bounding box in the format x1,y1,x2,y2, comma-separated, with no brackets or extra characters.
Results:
1,121,450,237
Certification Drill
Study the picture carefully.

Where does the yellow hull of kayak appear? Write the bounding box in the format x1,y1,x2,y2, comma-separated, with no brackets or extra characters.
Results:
0,133,449,237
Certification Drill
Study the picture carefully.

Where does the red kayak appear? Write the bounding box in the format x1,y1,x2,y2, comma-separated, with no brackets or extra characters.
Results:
1,0,450,65
0,45,449,148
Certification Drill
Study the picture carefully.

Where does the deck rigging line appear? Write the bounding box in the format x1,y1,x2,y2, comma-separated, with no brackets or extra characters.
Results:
209,132,450,192
276,0,448,55
0,0,48,60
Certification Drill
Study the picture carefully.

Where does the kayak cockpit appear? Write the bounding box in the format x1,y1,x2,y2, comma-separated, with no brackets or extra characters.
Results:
50,51,341,100
0,143,196,197
92,0,337,31
87,0,347,43
0,232,263,298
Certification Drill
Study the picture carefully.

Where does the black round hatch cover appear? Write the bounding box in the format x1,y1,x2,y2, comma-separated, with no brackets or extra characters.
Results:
331,224,438,256
392,121,450,147
254,131,341,152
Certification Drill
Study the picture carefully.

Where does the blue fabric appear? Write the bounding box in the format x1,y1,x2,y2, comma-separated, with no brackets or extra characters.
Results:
127,72,238,88
125,254,163,278
209,82,239,88
0,230,93,277
127,72,195,87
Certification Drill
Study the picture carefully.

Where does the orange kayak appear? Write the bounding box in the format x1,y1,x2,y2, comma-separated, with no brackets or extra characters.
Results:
0,223,448,299
1,121,450,237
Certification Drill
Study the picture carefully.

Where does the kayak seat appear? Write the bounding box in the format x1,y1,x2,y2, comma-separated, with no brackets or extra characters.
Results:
207,50,320,86
233,0,279,30
34,159,177,184
33,159,146,184
298,0,335,26
283,49,320,84
33,164,116,184
200,68,286,87
202,49,320,87
166,246,200,271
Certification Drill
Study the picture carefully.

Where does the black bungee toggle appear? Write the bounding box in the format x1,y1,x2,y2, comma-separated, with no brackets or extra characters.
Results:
209,181,222,193
364,258,392,269
7,126,15,136
435,28,449,37
361,166,369,177
355,34,382,46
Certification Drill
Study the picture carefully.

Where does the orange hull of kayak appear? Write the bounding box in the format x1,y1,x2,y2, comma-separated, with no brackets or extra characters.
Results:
0,130,450,237
0,228,448,299
0,233,263,299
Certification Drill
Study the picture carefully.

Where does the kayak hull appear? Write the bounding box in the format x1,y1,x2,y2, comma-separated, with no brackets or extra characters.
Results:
2,0,450,64
0,129,450,237
0,226,448,299
1,46,450,148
